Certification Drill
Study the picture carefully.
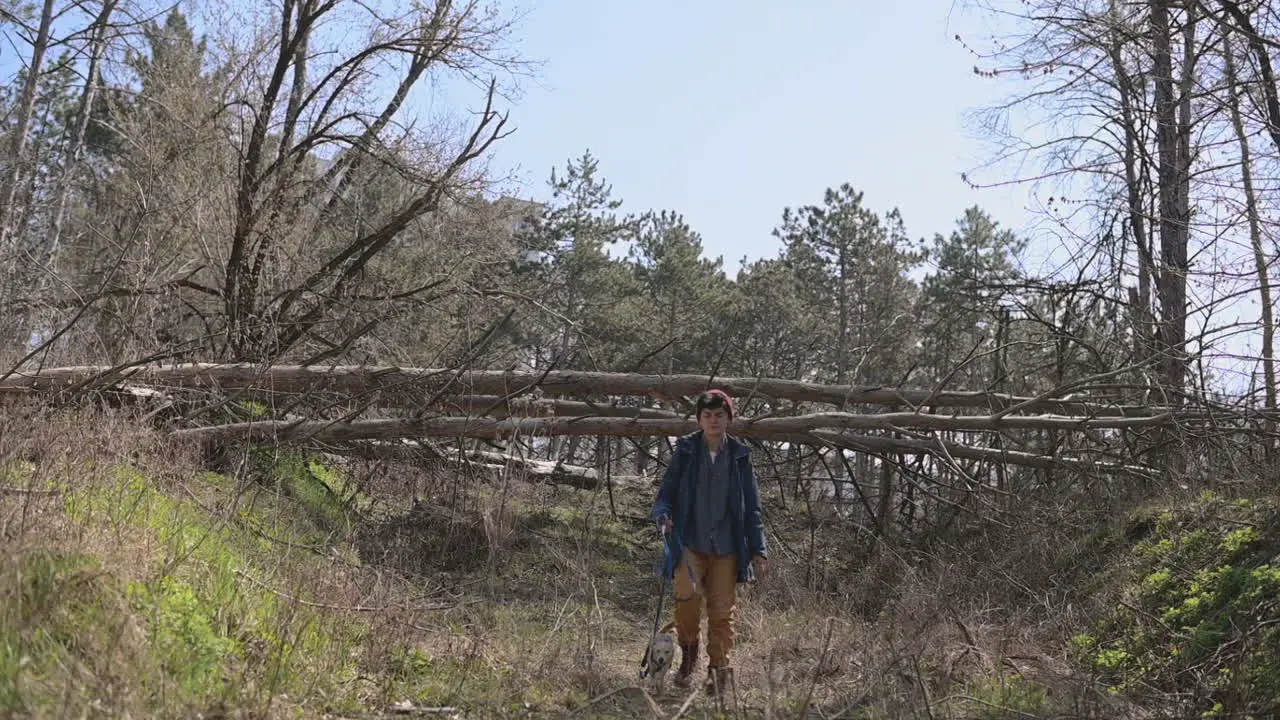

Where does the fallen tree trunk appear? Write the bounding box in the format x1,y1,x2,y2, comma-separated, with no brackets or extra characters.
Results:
432,395,683,420
172,414,1160,477
453,449,642,491
0,362,1181,416
171,408,1189,447
809,430,1156,479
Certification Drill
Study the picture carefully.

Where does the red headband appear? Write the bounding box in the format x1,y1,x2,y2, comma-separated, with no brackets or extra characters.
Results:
702,389,734,417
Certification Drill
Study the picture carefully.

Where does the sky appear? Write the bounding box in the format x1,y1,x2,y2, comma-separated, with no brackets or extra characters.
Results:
0,0,1042,271
448,1,1266,391
450,0,1041,274
0,0,1266,389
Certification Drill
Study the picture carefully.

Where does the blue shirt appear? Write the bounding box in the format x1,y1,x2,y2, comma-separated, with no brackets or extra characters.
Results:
688,445,735,555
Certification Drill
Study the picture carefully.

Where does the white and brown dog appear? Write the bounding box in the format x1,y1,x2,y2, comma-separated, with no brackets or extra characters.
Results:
640,620,678,695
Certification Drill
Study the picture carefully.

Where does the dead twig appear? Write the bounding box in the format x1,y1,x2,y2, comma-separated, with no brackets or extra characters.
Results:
566,686,642,717
795,617,836,719
670,688,702,719
636,687,664,718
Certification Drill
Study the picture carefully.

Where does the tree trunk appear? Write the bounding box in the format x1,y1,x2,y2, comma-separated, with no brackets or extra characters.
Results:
992,308,1009,491
35,1,118,313
225,0,305,360
1217,0,1280,156
837,245,850,385
169,414,1168,480
875,453,893,538
0,0,57,338
1224,38,1277,446
1149,0,1191,400
1108,4,1156,378
0,362,1192,417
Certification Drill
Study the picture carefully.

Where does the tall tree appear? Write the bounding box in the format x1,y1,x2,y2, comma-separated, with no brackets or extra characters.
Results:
54,6,229,361
512,151,640,370
220,0,519,362
1222,30,1277,440
919,206,1026,388
627,210,732,374
0,0,54,254
732,257,824,382
0,0,57,348
1149,0,1196,399
773,183,922,386
42,0,522,364
961,0,1225,430
40,0,117,279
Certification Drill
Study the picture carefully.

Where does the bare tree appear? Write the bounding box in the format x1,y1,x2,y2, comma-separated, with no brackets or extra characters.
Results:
36,0,526,365
216,0,521,361
0,0,57,333
31,1,120,311
1222,35,1277,440
959,1,1241,410
1148,0,1195,398
1212,0,1280,155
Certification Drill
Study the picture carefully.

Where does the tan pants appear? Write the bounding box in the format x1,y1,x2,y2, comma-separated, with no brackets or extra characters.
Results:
673,550,738,668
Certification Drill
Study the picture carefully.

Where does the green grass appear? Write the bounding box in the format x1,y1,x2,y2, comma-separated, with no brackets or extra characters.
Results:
3,461,372,718
959,674,1051,719
1,550,136,715
0,440,683,718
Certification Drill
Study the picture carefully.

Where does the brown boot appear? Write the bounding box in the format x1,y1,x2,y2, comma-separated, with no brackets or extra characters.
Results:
704,666,732,700
675,642,698,688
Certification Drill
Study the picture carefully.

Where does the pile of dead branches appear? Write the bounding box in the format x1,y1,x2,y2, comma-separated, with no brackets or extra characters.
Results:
3,362,1275,485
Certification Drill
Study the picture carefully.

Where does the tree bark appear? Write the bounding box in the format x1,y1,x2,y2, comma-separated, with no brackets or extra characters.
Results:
1223,36,1277,444
1149,0,1191,399
178,416,1161,478
0,0,57,334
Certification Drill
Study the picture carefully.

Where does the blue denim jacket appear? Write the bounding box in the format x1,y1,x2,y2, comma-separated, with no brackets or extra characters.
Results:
651,431,767,583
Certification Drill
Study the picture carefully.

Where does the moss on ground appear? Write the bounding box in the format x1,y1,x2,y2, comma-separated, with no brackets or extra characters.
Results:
1067,491,1280,717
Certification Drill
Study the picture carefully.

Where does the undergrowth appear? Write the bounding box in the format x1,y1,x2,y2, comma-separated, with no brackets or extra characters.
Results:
7,408,1277,718
1,454,368,718
1068,490,1280,717
0,410,679,718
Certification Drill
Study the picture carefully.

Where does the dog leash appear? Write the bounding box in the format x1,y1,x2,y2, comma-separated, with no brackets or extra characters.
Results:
638,537,672,679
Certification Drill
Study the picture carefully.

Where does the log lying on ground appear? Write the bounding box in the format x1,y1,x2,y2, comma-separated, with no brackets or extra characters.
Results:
313,440,643,491
0,362,1177,416
448,448,643,491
